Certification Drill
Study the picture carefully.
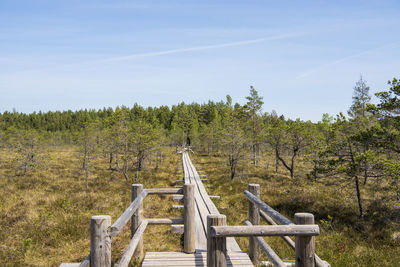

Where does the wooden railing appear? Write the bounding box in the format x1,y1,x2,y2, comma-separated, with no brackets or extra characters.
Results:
60,183,195,267
207,184,330,267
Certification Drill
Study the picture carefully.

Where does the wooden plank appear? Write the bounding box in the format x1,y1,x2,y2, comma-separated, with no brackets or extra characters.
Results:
211,224,320,237
171,224,184,234
109,191,148,236
244,190,293,225
245,221,285,267
147,188,183,194
118,220,149,267
173,194,184,201
259,210,328,267
142,251,253,267
147,218,184,225
181,152,242,252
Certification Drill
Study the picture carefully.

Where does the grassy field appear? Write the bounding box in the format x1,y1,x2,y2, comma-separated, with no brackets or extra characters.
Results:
0,146,399,266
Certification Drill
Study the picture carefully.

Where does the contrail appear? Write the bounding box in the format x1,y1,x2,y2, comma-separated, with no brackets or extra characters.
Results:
93,32,306,64
295,41,400,79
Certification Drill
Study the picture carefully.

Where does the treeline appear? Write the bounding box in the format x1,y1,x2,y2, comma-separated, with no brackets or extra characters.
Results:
1,76,400,218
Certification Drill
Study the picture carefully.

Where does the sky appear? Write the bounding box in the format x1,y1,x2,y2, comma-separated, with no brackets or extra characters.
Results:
1,0,399,122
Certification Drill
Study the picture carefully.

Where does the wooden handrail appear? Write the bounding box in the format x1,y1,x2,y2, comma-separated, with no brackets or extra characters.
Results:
146,188,183,194
147,218,184,224
109,190,148,237
244,190,293,225
210,224,320,237
118,220,149,267
245,221,286,267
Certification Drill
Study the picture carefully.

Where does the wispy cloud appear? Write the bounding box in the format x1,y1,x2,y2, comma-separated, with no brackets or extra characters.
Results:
92,32,307,64
295,41,400,79
81,3,150,9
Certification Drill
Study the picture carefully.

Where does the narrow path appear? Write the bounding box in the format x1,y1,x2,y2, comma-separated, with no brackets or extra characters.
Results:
141,151,253,267
182,151,242,252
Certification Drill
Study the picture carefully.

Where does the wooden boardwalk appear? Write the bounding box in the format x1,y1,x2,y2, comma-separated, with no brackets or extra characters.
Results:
142,252,253,267
141,151,253,266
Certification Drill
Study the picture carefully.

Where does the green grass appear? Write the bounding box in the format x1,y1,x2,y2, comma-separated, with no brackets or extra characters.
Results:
0,147,399,266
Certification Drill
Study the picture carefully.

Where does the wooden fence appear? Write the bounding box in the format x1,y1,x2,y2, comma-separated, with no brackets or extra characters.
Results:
207,184,329,267
61,182,329,267
60,183,195,267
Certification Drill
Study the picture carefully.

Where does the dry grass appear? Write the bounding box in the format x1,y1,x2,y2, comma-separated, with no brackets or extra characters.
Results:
191,151,400,266
0,146,181,266
1,146,399,266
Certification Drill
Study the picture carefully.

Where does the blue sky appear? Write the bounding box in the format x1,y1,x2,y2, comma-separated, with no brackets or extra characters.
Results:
1,0,399,121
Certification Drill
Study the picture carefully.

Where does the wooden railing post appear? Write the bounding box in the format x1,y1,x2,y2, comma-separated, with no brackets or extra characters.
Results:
90,215,111,267
248,184,260,265
295,213,316,267
132,184,144,259
207,214,227,267
184,184,195,253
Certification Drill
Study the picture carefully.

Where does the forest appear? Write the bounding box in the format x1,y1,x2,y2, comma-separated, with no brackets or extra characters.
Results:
1,76,400,266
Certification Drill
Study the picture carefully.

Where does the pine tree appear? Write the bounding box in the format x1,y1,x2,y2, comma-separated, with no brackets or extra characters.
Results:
244,86,264,165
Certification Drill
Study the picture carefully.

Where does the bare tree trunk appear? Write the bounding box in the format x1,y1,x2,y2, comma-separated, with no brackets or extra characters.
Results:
363,144,369,185
109,152,113,169
275,146,279,172
314,160,318,183
276,149,296,178
252,144,257,166
155,151,159,170
123,139,129,180
355,175,363,218
85,167,89,189
115,151,120,171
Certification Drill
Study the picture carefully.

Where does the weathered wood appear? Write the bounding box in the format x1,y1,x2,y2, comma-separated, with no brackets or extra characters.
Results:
260,209,295,249
118,220,148,267
131,184,144,260
184,184,196,253
79,255,90,267
171,224,184,234
90,215,111,267
245,220,285,267
59,256,90,267
209,196,220,199
147,218,184,225
172,205,184,209
109,190,148,236
175,180,184,183
172,194,184,201
207,215,227,267
211,224,320,237
244,190,293,225
142,251,253,267
260,210,328,267
182,151,241,252
262,261,295,267
147,188,183,194
295,213,316,267
248,184,260,265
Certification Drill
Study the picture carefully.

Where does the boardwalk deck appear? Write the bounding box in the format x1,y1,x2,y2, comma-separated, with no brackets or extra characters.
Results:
142,252,253,267
142,151,252,266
